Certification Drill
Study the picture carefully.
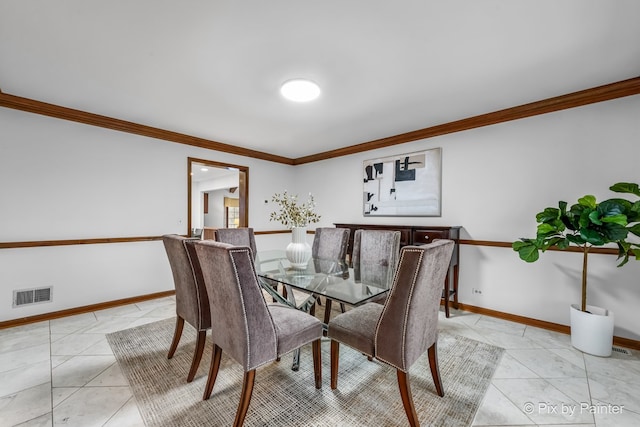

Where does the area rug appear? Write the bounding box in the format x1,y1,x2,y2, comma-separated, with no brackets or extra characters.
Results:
107,318,503,426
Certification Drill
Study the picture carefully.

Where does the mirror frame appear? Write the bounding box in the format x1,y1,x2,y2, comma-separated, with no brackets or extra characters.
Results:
187,157,249,235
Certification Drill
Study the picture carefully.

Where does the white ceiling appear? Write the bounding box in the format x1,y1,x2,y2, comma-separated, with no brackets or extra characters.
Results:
1,1,639,159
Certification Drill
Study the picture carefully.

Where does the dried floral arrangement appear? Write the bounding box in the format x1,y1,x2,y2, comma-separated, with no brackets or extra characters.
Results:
269,191,321,229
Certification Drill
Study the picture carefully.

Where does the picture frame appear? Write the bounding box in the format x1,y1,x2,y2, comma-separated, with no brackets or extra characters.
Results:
363,148,442,217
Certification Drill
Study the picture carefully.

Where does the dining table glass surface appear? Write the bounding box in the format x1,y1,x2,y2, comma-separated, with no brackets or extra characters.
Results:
255,250,391,313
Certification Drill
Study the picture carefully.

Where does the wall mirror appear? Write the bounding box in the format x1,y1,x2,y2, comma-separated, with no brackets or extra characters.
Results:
188,157,248,237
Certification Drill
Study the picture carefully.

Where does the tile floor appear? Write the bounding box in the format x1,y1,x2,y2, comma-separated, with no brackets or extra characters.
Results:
1,296,639,427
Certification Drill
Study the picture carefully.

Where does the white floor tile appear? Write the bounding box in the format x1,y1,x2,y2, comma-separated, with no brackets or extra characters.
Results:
0,329,49,354
507,349,587,378
14,413,53,427
1,298,638,427
51,355,115,387
591,399,640,427
523,326,573,349
0,360,51,398
479,330,544,350
86,362,128,387
77,318,138,335
492,378,594,425
49,313,97,335
93,305,145,320
79,337,114,356
52,387,132,427
103,397,145,427
472,384,535,426
50,333,104,356
0,382,51,426
52,387,80,408
587,371,640,414
0,343,50,374
492,353,540,379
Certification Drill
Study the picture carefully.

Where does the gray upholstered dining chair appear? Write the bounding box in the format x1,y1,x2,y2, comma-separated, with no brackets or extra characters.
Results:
311,227,350,323
193,240,323,427
162,234,210,383
214,227,257,258
327,240,455,427
311,227,350,261
352,229,401,300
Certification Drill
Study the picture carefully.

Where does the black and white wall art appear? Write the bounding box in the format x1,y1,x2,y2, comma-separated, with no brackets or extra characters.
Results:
363,148,442,216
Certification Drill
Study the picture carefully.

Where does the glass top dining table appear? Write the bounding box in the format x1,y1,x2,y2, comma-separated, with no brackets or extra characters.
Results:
255,250,391,315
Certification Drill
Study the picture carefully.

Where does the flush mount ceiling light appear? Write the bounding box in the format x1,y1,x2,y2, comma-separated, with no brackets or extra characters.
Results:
280,79,321,102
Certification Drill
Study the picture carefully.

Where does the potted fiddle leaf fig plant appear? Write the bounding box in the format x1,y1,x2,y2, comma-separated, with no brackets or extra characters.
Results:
513,182,640,357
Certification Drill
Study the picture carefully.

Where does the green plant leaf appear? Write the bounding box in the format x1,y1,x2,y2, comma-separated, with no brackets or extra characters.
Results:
610,182,640,197
580,228,605,245
536,223,559,236
616,242,630,267
558,200,568,212
578,195,597,208
578,207,593,229
514,242,540,262
512,240,532,251
536,207,560,223
628,223,640,237
628,201,640,222
515,182,640,270
599,199,631,217
600,223,629,241
566,233,586,245
554,238,571,249
588,210,603,225
600,214,628,226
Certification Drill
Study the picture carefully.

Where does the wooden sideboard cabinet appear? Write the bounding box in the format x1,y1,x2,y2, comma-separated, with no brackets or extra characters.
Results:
334,223,461,317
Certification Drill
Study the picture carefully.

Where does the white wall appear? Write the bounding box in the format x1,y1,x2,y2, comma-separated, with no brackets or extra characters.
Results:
2,95,639,342
204,189,236,228
292,95,640,340
0,107,295,321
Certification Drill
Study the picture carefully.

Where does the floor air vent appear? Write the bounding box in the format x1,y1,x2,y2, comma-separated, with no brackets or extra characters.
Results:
612,346,632,356
13,286,53,307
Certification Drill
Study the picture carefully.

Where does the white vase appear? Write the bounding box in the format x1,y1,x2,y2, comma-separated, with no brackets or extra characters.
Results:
286,227,311,269
570,304,614,357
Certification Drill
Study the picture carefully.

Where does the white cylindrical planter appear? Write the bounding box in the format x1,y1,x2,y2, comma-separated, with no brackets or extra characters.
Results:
286,227,312,269
570,304,614,357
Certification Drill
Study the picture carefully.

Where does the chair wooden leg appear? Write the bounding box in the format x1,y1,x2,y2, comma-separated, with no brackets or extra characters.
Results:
167,316,184,359
203,344,222,400
330,340,339,389
323,299,333,325
427,343,444,397
187,330,207,382
312,339,322,389
233,370,256,427
397,370,420,427
443,273,451,318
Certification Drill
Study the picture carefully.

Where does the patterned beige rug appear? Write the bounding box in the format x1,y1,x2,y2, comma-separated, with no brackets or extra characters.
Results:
107,317,503,426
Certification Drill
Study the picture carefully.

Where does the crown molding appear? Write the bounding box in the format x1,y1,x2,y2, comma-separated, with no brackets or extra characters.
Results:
2,76,639,165
0,92,294,165
293,76,640,164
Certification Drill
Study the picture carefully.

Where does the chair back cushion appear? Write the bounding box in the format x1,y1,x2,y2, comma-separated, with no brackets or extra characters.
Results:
353,229,401,289
162,234,210,330
311,227,350,260
214,227,257,258
194,240,278,370
374,240,454,371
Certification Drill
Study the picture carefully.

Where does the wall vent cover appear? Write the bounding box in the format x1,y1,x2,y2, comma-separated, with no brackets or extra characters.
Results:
611,346,632,356
13,286,53,307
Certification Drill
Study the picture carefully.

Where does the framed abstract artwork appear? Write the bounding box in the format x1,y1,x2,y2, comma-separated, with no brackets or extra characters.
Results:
363,148,442,217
